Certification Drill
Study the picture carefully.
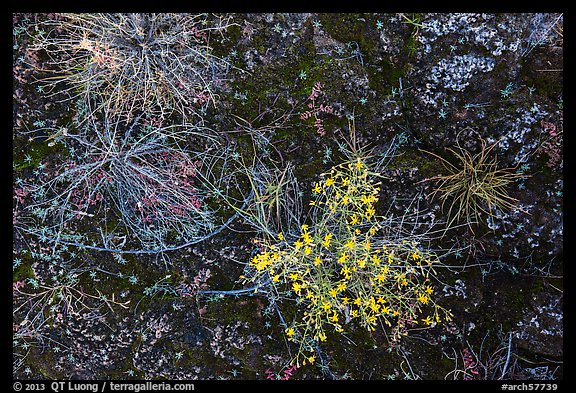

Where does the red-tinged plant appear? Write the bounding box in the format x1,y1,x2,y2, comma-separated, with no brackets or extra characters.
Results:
13,187,30,205
265,364,298,380
538,120,562,170
462,348,480,380
12,281,25,296
300,82,339,136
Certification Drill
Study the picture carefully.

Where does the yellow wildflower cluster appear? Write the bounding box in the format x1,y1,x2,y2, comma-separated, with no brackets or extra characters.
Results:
243,155,452,366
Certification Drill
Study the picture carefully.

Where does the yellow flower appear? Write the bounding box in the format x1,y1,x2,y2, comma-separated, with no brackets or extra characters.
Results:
307,355,316,364
301,224,309,232
340,266,351,277
364,239,371,251
309,200,316,206
272,274,281,283
369,226,377,236
412,251,420,260
422,316,433,326
252,253,272,271
322,233,333,248
314,256,322,266
286,327,295,337
322,301,332,311
401,278,408,286
303,232,312,244
376,274,386,283
358,259,366,269
344,239,355,250
318,332,327,341
417,294,429,304
342,297,350,304
294,239,303,250
278,232,284,241
381,305,390,314
330,313,339,322
354,159,364,170
338,253,349,264
371,254,381,265
342,177,350,186
349,215,359,225
329,288,338,297
351,309,359,318
325,178,335,187
289,272,299,281
342,196,350,205
304,246,312,255
353,297,362,306
292,282,303,294
425,285,433,295
365,207,375,218
336,281,347,292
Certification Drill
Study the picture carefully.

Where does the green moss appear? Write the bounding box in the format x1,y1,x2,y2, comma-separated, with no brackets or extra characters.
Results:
439,355,455,371
519,49,563,101
24,349,58,378
385,148,446,178
13,138,68,172
211,20,243,59
317,13,421,106
318,14,367,46
13,248,37,282
13,262,35,282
